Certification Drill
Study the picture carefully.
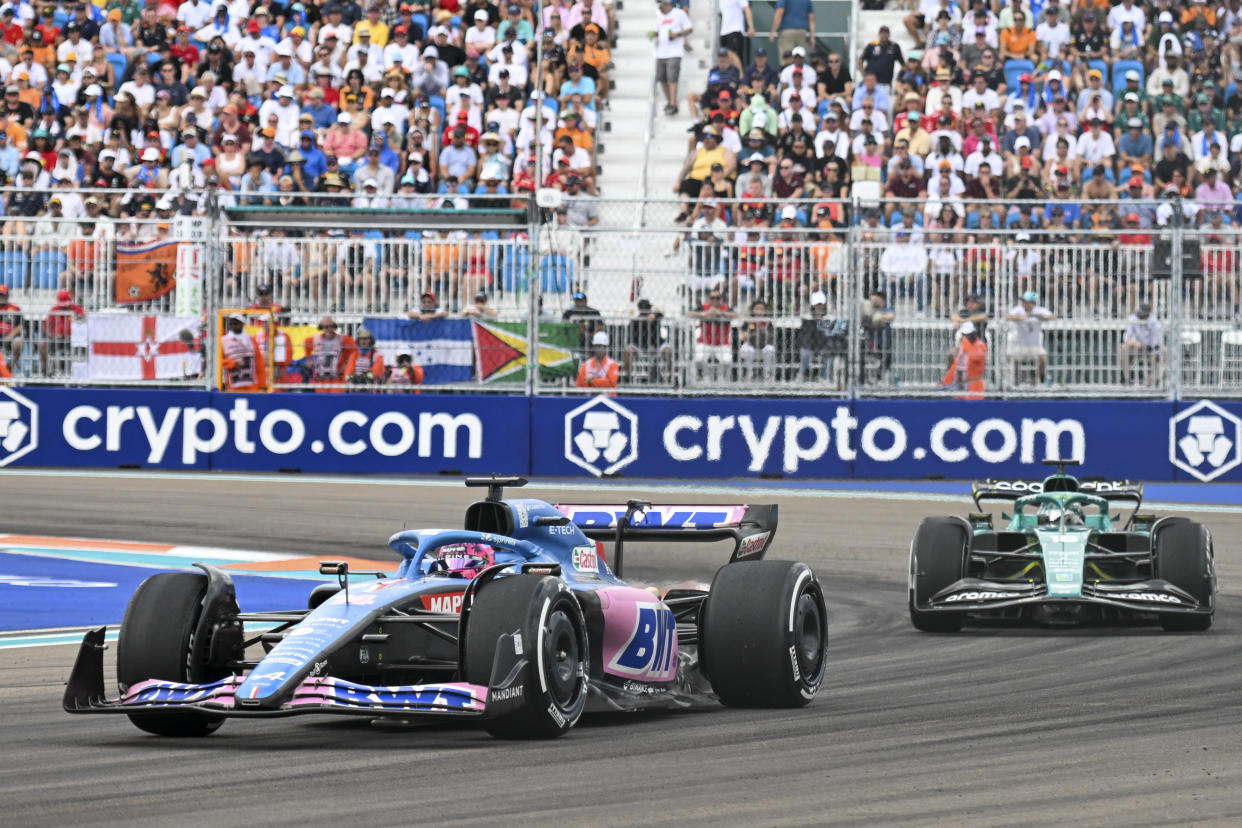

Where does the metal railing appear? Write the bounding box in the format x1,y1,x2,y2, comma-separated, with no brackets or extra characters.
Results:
1,195,1240,399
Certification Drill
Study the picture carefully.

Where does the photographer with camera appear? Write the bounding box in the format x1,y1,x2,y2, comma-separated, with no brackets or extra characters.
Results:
388,353,425,390
344,327,387,388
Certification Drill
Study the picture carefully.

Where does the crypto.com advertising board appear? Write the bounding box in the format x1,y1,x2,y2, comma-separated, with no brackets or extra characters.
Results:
0,387,1239,482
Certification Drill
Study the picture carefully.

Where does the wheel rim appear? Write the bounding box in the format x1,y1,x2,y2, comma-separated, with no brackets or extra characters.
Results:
542,606,581,708
793,590,824,679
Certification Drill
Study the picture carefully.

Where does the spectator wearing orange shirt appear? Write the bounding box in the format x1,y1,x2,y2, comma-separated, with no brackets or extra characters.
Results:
220,313,269,392
1000,11,1037,61
576,330,620,388
582,24,611,100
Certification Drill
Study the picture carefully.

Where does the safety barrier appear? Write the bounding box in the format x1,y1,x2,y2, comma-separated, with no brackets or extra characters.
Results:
1,198,1240,398
1,386,1239,483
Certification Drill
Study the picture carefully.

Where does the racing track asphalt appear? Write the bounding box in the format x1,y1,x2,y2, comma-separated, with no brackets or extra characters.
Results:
1,474,1240,827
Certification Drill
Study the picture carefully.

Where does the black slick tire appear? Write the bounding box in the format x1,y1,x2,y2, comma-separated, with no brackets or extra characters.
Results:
699,560,828,708
117,572,226,737
1153,519,1214,632
463,575,589,739
909,517,968,632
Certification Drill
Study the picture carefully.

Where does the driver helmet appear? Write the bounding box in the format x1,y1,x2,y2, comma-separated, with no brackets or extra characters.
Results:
429,542,495,579
1036,502,1064,527
1063,504,1085,527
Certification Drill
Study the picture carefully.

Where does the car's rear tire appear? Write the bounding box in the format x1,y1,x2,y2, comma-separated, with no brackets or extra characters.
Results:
117,572,227,737
909,517,968,633
1153,519,1214,632
699,560,828,708
463,575,589,739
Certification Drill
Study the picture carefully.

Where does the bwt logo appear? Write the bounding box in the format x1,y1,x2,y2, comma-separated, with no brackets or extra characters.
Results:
564,395,638,477
1170,400,1241,482
0,387,38,467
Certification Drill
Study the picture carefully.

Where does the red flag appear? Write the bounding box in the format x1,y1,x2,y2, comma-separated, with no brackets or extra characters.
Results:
116,241,178,304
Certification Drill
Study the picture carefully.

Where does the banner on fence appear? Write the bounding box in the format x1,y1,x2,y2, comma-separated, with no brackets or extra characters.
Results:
115,241,178,304
87,314,202,380
174,244,203,316
530,396,1242,482
365,318,474,384
0,387,1239,482
472,320,577,383
0,388,529,473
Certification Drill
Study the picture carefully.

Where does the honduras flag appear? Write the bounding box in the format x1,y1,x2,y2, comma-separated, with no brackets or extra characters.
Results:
365,318,475,384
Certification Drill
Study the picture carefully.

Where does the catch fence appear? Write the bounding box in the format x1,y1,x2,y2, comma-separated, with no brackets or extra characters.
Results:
0,194,1239,398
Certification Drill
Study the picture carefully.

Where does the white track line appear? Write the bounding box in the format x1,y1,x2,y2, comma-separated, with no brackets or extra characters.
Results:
1,468,1236,512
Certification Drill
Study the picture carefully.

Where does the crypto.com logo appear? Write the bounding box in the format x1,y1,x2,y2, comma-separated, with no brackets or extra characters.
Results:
564,395,638,477
0,387,37,467
1169,400,1241,482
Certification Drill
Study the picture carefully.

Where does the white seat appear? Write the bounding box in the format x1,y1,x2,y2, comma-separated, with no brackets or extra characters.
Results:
853,180,882,208
1181,330,1202,386
1221,331,1242,387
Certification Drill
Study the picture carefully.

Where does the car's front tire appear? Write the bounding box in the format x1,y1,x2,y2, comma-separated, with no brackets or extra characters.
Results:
463,575,589,739
1154,519,1214,632
699,560,828,708
909,517,969,632
117,572,228,737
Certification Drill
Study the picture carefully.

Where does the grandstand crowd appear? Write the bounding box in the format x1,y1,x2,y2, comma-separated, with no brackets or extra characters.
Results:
0,0,611,219
675,0,1242,244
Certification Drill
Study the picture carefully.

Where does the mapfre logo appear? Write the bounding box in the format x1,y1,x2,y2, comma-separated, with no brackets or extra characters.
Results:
564,395,638,477
1170,400,1242,482
0,387,38,467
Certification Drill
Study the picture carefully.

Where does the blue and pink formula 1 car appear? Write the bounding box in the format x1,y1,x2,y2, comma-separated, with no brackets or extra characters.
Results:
64,477,828,738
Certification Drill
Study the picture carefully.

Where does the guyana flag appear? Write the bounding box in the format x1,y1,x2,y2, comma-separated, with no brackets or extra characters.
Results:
472,320,578,383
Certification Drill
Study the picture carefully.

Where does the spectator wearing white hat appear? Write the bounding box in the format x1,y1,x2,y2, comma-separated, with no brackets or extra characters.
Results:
266,43,305,86
465,10,497,52
257,85,301,146
576,330,620,389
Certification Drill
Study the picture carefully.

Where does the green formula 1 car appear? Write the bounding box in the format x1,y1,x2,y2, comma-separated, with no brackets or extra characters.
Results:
909,461,1216,632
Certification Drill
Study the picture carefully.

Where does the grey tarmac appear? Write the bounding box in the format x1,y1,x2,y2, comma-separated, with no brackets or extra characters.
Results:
1,474,1239,827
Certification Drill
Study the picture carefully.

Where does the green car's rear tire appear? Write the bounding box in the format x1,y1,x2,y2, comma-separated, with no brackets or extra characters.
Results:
1153,519,1214,632
909,517,968,633
117,572,227,737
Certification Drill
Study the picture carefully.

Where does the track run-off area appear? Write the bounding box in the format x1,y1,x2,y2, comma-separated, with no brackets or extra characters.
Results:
1,470,1239,826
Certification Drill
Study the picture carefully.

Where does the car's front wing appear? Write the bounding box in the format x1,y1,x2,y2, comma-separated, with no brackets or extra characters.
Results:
63,627,489,720
921,578,1211,617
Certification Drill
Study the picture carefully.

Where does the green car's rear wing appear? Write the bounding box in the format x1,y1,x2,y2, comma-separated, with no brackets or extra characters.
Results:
971,479,1144,512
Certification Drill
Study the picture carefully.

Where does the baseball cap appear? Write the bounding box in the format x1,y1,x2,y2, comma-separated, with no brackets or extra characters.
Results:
1126,70,1140,81
810,290,827,306
57,289,73,303
780,205,798,221
592,330,610,346
572,291,587,300
141,147,160,161
958,321,976,335
1021,291,1038,303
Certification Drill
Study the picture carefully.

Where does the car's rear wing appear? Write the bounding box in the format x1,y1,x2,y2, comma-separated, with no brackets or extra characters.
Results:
554,503,778,564
972,480,1144,511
